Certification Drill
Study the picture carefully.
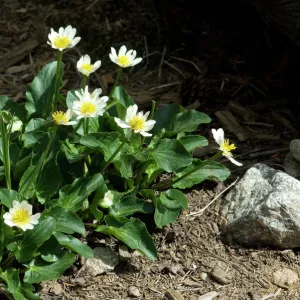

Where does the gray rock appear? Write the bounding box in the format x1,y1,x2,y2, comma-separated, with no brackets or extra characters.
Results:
128,286,141,297
290,139,300,162
85,247,119,276
284,152,300,177
222,164,300,248
119,244,131,262
210,266,232,285
273,268,299,288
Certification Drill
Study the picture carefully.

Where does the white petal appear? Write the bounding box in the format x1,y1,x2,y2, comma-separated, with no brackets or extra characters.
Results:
225,155,243,166
140,131,152,137
130,57,142,66
12,200,21,208
20,224,34,231
4,219,14,227
30,213,41,224
143,120,156,131
119,45,127,56
68,37,81,48
109,53,118,64
99,96,109,103
114,118,131,129
58,27,64,36
3,212,11,220
66,109,73,120
66,121,78,125
110,47,117,59
92,88,102,99
125,105,138,122
212,128,224,146
83,54,91,64
92,60,101,71
20,201,32,215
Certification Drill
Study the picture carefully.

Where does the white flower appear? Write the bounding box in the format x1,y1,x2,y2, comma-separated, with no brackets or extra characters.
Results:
114,104,156,137
212,128,242,166
99,191,114,208
77,54,101,76
52,109,77,126
3,200,41,231
73,86,109,119
109,45,142,68
47,25,81,51
9,119,23,133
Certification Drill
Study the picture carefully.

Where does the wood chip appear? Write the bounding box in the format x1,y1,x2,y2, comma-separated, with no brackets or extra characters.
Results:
164,289,184,300
228,100,257,122
0,38,40,72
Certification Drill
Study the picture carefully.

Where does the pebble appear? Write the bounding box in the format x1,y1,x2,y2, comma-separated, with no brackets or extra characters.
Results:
128,286,141,297
165,289,184,300
290,139,300,162
198,291,219,300
273,268,299,288
210,266,232,285
119,244,131,262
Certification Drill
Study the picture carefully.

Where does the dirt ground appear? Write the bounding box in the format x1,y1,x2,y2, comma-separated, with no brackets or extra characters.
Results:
1,0,300,299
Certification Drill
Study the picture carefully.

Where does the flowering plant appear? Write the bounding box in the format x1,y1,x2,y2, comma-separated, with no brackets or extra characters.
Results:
0,25,241,299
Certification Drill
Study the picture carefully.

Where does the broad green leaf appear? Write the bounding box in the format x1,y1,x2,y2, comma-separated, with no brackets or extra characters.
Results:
170,110,211,133
18,163,40,199
166,189,188,209
36,158,62,203
26,61,64,118
152,103,182,134
61,139,82,162
66,90,78,109
178,135,208,152
110,196,153,217
24,252,75,284
114,153,135,178
154,193,181,227
173,159,231,189
16,215,56,262
0,268,21,295
56,173,104,212
14,153,32,180
0,189,24,208
49,206,85,236
18,283,40,300
112,86,135,120
80,133,122,161
96,215,157,261
0,96,26,121
54,232,94,258
24,118,50,133
150,139,192,172
39,236,64,262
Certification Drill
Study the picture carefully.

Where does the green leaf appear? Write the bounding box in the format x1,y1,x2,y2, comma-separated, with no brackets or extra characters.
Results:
36,158,62,203
80,133,122,161
61,139,82,162
110,196,153,217
173,159,231,189
112,86,135,120
18,164,39,199
152,103,182,134
178,135,208,152
96,215,157,261
114,153,135,179
0,96,26,122
49,206,86,236
66,90,78,109
154,193,181,227
0,189,24,208
39,236,64,262
166,189,188,209
16,215,56,262
26,61,64,118
24,252,76,284
150,139,192,172
0,269,22,296
56,173,104,212
170,110,211,133
14,153,32,180
54,232,94,258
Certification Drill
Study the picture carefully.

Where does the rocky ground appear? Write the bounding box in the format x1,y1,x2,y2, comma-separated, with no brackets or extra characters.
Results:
1,0,300,299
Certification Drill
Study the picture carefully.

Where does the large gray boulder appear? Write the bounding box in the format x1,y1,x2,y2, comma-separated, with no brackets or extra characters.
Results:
222,164,300,248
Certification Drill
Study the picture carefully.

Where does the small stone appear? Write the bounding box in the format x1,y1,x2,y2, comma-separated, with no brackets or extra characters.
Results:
85,247,119,276
74,277,86,286
210,266,232,285
198,291,219,300
273,268,299,288
165,289,184,300
284,152,300,177
290,139,300,162
170,264,182,275
200,272,208,280
128,286,141,297
119,244,131,262
51,282,62,295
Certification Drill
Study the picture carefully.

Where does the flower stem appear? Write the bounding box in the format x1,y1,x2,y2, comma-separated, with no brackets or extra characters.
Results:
0,117,11,190
83,118,89,135
151,152,222,191
101,139,126,172
109,68,122,100
81,75,87,89
52,50,63,113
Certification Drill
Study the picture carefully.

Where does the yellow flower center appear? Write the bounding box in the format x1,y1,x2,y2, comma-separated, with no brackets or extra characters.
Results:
221,139,236,154
117,55,130,67
80,102,97,115
53,36,71,49
129,116,145,131
12,208,30,226
81,63,93,73
52,111,69,125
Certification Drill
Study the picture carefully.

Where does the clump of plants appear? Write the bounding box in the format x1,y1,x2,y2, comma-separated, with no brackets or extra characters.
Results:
0,25,242,299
